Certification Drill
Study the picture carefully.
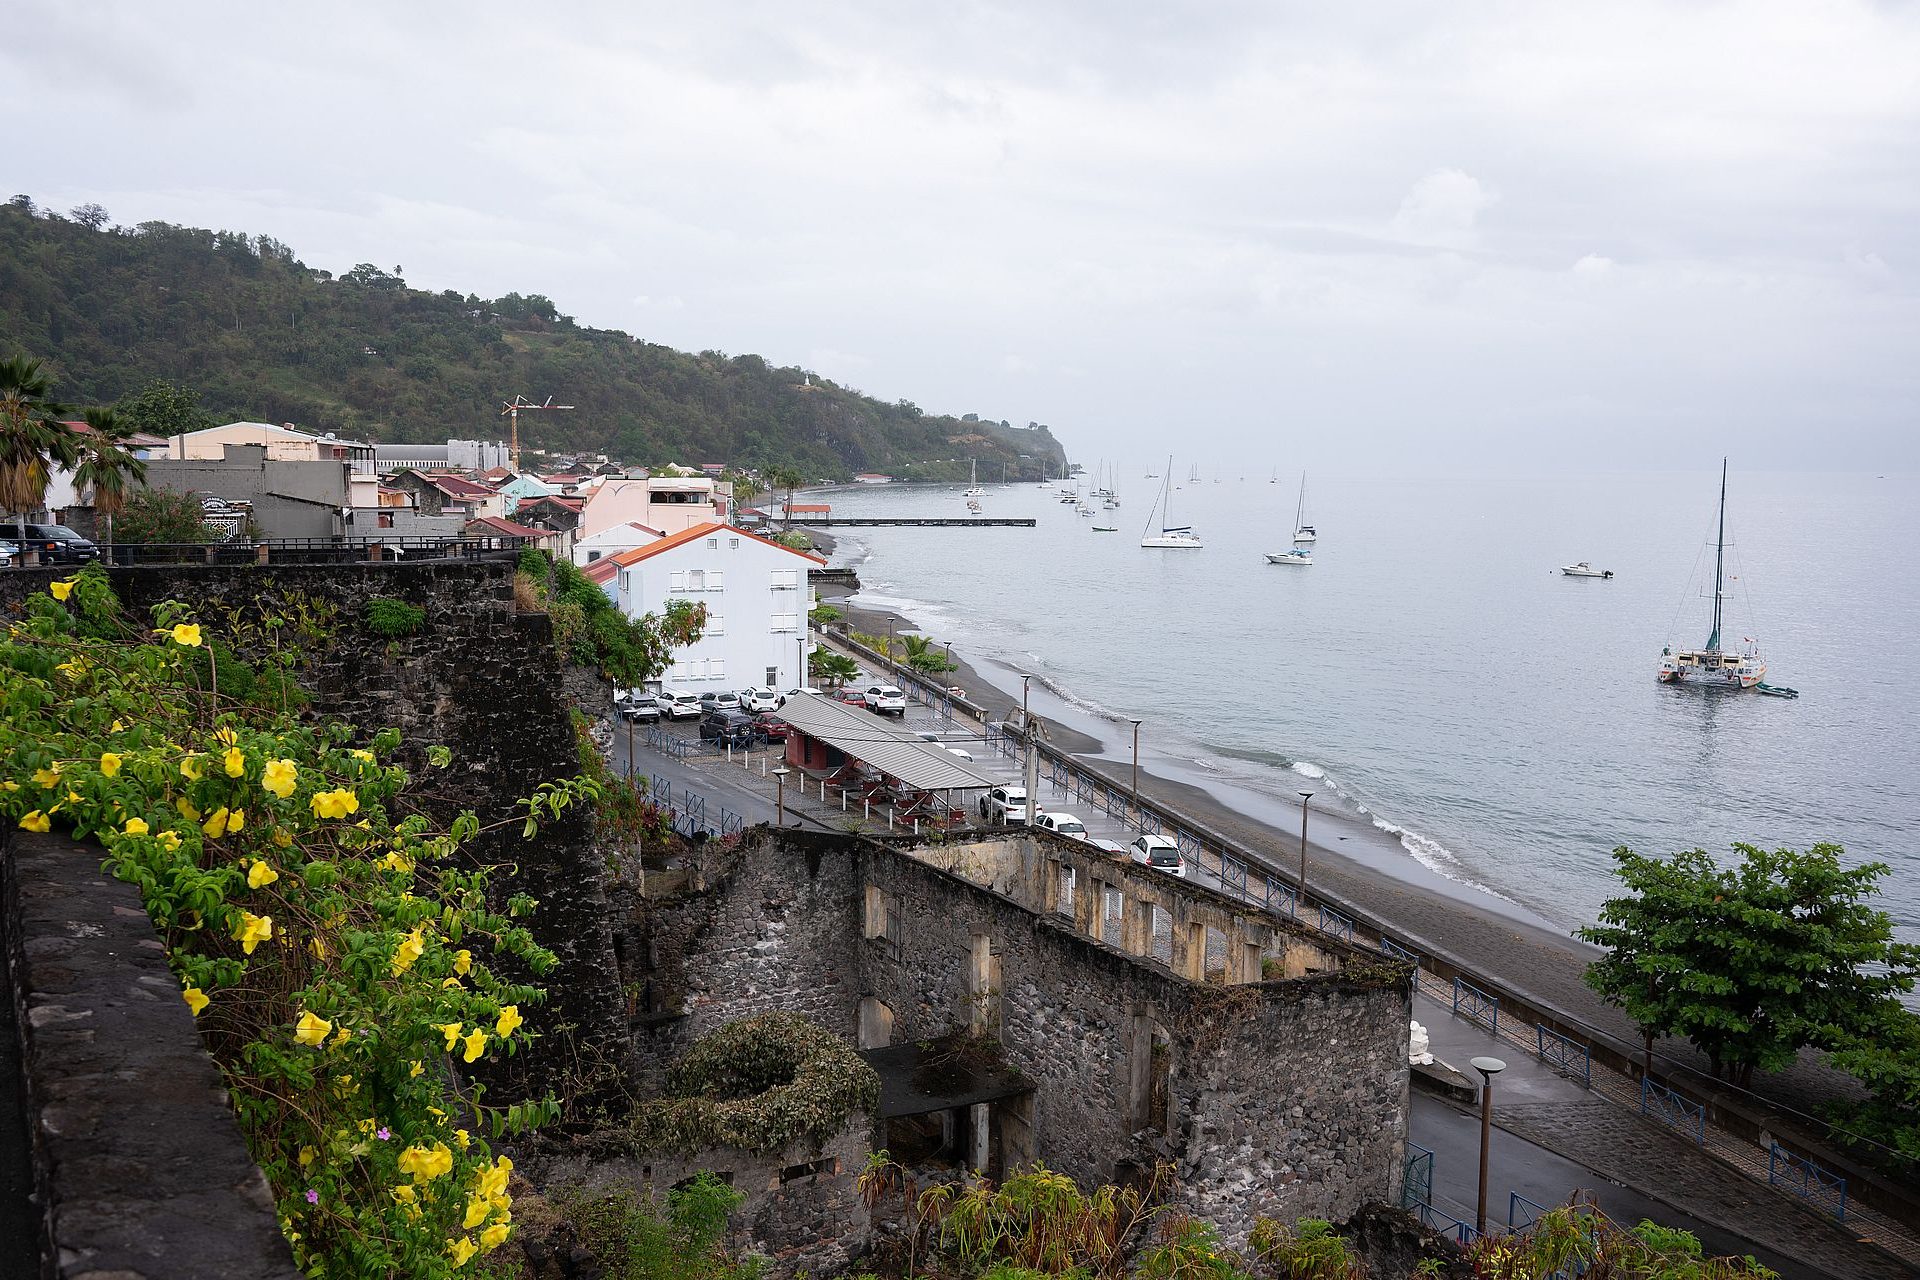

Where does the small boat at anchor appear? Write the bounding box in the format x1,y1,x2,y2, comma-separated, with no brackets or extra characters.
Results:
1656,459,1778,692
1561,562,1613,578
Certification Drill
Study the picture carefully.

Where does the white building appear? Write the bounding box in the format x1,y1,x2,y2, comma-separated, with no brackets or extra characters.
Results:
586,521,823,691
577,473,730,538
571,520,665,567
169,422,376,472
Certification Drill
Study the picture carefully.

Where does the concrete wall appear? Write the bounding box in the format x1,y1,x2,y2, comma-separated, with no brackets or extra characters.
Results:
623,828,1411,1242
142,445,349,540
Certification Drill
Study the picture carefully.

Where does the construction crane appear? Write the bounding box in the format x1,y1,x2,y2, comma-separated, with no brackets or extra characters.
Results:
500,395,574,470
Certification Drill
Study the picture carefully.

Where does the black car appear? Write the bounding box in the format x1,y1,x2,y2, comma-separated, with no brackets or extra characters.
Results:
617,695,662,724
10,523,98,565
698,710,758,747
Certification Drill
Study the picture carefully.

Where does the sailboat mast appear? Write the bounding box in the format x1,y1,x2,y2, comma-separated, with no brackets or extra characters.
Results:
1708,458,1727,653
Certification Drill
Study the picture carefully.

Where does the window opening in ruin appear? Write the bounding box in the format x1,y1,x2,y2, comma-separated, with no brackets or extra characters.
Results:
1056,864,1075,918
858,996,895,1049
779,1156,836,1184
671,1171,734,1190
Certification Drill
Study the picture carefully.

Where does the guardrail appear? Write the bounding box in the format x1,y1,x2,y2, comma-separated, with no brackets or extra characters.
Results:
1769,1143,1848,1222
1402,1142,1433,1210
1640,1077,1707,1146
1452,977,1500,1037
1537,1024,1592,1087
84,536,526,566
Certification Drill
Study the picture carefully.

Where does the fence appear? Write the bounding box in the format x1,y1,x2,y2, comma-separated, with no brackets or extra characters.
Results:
1536,1024,1592,1087
1639,1077,1706,1146
1402,1142,1433,1210
1415,1201,1479,1246
1452,976,1499,1036
1508,1191,1551,1232
639,773,746,842
92,536,525,566
1768,1143,1848,1222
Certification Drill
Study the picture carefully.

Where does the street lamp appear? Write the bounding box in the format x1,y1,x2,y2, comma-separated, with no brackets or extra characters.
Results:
771,765,792,829
1471,1056,1507,1235
1296,791,1314,913
1129,719,1143,831
1018,672,1032,725
797,634,807,690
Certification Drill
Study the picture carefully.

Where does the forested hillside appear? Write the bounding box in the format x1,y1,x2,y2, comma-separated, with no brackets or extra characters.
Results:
0,197,1067,480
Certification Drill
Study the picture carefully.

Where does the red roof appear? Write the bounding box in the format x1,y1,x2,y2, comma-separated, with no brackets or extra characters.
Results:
604,521,825,569
427,475,495,498
786,503,832,513
465,516,552,539
583,558,620,585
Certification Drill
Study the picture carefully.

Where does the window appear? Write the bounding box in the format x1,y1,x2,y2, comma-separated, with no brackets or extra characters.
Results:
708,571,724,591
765,666,779,685
706,614,725,637
771,612,798,632
707,658,725,679
729,537,740,549
706,538,718,549
773,568,799,589
688,569,705,591
587,550,601,562
668,571,687,592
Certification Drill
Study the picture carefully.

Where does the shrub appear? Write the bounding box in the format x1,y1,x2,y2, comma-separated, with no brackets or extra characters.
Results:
363,597,426,638
559,1174,762,1280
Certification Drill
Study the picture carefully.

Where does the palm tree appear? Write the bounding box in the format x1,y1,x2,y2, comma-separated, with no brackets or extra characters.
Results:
766,465,806,528
900,634,955,674
0,356,79,557
72,407,148,555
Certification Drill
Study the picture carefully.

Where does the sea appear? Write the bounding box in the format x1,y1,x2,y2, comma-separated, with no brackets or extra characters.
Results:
813,468,1920,951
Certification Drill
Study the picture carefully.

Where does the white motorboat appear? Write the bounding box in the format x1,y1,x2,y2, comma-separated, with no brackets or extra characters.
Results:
1657,459,1776,692
1265,548,1312,566
1561,562,1613,578
1141,457,1203,548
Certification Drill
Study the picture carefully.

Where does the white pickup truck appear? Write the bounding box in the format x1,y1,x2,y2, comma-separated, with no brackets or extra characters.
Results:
978,785,1039,826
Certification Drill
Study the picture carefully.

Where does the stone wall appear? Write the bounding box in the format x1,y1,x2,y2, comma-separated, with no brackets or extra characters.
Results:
3,831,298,1280
0,560,627,1084
624,828,1412,1245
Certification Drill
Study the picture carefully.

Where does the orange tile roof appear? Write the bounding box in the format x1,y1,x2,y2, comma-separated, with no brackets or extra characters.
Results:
604,521,826,569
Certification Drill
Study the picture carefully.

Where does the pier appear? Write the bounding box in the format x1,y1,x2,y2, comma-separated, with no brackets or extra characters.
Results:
796,516,1035,528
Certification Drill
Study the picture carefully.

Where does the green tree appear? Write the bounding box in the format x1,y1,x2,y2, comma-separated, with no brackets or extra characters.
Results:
808,649,859,688
765,465,805,528
1580,843,1920,1088
902,634,956,675
71,407,148,550
113,486,214,544
0,354,79,549
115,377,216,439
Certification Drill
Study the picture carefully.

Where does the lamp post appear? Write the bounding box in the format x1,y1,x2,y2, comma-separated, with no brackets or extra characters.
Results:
1471,1056,1506,1236
1017,673,1037,826
797,634,807,690
771,765,791,829
1129,719,1143,831
1296,791,1314,913
886,616,895,668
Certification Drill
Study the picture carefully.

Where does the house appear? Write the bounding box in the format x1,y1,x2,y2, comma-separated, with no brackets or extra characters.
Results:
509,494,587,559
578,473,729,538
591,521,824,691
372,439,510,473
41,422,170,515
384,470,507,520
570,519,664,566
464,515,559,547
494,473,556,513
169,422,376,473
140,444,351,540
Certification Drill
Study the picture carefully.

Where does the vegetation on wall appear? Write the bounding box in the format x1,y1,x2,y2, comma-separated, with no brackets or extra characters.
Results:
630,1012,880,1155
2,565,607,1277
515,547,706,688
555,1174,763,1280
111,485,219,543
363,596,427,639
0,198,1069,479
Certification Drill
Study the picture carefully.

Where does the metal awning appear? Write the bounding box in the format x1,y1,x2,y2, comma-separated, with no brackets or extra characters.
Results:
779,693,1001,791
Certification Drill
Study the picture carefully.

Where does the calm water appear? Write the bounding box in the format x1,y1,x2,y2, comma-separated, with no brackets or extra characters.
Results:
818,469,1920,946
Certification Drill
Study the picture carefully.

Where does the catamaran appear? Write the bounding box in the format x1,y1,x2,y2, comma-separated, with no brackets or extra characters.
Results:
1657,460,1774,691
1291,474,1317,543
1141,457,1203,548
963,459,985,498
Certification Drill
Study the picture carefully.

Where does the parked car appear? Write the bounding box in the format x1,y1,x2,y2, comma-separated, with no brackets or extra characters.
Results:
862,684,907,716
698,691,742,713
943,746,975,762
10,523,98,564
979,785,1038,825
834,688,868,706
739,686,784,713
1089,837,1126,857
618,695,662,724
659,690,703,720
781,686,823,700
753,713,792,742
698,710,758,747
1129,834,1186,877
1032,811,1090,842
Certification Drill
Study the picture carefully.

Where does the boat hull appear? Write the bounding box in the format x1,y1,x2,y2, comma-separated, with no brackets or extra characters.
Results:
1264,552,1311,565
1657,652,1765,688
1141,536,1204,549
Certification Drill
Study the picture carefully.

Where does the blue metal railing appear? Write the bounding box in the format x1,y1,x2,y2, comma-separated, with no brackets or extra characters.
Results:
1639,1077,1706,1145
1402,1142,1433,1210
1536,1024,1592,1087
1317,903,1354,942
1508,1191,1551,1231
1415,1201,1479,1245
1453,976,1500,1036
1380,936,1421,967
1768,1143,1847,1221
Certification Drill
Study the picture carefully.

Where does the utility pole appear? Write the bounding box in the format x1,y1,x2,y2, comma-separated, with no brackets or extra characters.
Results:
500,395,575,471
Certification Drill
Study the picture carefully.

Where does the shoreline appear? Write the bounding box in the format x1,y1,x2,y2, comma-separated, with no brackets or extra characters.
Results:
815,565,1873,1125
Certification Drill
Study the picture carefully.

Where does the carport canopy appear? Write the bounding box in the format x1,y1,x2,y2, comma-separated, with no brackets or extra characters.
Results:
778,692,1002,791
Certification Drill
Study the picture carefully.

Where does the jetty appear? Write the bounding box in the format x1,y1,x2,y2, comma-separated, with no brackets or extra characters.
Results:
797,516,1035,528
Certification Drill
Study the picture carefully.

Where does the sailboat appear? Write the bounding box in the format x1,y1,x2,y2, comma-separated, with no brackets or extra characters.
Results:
1291,474,1317,544
1141,457,1203,548
963,459,985,498
1267,478,1313,564
1657,460,1776,691
1270,467,1278,485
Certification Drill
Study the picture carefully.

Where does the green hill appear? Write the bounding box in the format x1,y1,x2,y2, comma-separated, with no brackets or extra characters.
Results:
0,197,1067,481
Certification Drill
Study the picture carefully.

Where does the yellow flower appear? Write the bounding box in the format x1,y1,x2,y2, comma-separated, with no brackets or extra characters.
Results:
32,766,60,789
99,751,122,778
294,1009,333,1047
157,830,182,852
232,910,273,955
400,1142,454,1184
461,1028,488,1063
202,807,233,838
49,578,76,601
214,727,238,747
123,817,149,836
391,926,426,976
223,746,247,778
261,758,297,798
309,788,360,820
330,1024,352,1049
110,719,124,732
408,1059,424,1078
297,1145,317,1168
351,749,375,763
448,1237,478,1267
453,1128,471,1150
495,1005,523,1039
165,623,202,647
441,976,462,989
18,811,51,833
480,1223,511,1252
463,1196,491,1229
1,781,15,791
436,1022,462,1051
180,756,202,782
247,860,279,889
379,849,414,874
55,659,85,678
476,1156,512,1200
272,828,293,848
391,1184,417,1205
182,986,210,1016
453,948,473,976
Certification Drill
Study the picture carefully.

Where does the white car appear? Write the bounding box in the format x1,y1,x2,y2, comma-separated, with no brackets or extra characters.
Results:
862,684,907,716
782,686,823,700
659,690,703,721
1129,834,1185,877
738,687,785,713
979,785,1039,825
1032,811,1090,842
944,746,975,762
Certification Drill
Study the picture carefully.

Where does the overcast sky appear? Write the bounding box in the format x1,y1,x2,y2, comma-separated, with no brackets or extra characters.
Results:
8,1,1918,473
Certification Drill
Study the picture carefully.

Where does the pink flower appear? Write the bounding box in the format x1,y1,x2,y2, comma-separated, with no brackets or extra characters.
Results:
305,1189,319,1205
376,1127,391,1140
